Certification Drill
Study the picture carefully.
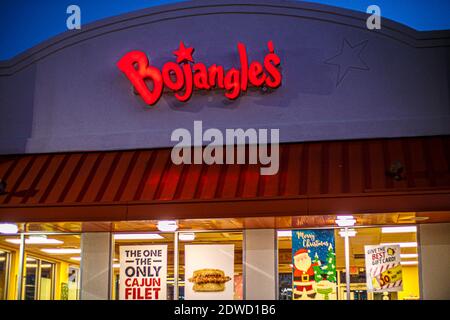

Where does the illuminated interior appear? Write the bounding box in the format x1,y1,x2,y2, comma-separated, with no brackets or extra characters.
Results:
0,211,446,300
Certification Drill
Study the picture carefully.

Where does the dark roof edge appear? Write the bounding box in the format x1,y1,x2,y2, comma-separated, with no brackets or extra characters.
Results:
0,0,449,73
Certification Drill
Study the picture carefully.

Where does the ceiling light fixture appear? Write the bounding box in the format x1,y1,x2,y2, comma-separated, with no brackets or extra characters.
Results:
179,233,196,241
113,263,121,268
277,230,292,237
400,254,418,259
381,226,417,233
157,220,178,232
26,263,53,269
380,242,417,248
41,248,81,254
0,223,18,234
335,216,356,227
70,257,81,261
6,237,63,245
401,261,418,266
113,233,164,240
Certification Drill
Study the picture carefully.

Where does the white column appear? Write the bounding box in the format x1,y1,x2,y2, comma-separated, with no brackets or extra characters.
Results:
244,229,277,300
418,223,450,300
80,232,113,300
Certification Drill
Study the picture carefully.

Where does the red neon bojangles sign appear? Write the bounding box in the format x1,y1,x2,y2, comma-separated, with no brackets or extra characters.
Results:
117,41,281,106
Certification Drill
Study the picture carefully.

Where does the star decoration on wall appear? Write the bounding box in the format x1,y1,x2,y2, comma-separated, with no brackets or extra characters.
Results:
173,41,194,64
325,39,370,86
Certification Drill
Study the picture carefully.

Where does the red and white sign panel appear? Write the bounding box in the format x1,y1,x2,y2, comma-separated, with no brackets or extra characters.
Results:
119,245,167,300
364,244,403,292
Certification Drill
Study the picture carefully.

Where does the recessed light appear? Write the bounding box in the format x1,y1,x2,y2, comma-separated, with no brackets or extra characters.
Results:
335,216,356,227
382,226,417,233
41,248,81,254
400,254,418,259
179,233,195,241
113,263,120,268
157,220,178,232
70,257,81,261
401,261,418,266
380,242,417,248
114,233,164,240
277,230,292,237
0,223,18,234
336,215,354,220
25,263,53,269
6,238,63,245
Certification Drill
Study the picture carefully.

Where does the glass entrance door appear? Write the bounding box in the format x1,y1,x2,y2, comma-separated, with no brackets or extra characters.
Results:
23,257,55,300
0,249,10,300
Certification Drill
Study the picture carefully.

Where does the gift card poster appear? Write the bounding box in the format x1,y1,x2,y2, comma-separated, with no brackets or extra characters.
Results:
291,229,337,300
119,245,167,300
185,244,234,300
365,244,403,292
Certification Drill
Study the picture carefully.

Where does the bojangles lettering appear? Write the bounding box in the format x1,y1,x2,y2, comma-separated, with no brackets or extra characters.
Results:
117,41,282,106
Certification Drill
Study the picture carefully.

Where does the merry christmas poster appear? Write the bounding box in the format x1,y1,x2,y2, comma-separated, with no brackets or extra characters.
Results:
291,229,337,300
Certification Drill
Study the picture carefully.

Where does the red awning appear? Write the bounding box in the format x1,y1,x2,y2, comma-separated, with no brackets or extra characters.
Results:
0,136,449,222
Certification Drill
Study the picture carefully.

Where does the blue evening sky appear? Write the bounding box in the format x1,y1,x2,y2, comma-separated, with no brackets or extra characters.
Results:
0,0,449,60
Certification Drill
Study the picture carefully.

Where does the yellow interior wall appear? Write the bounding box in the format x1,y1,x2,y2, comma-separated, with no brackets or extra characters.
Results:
398,265,420,300
56,262,69,300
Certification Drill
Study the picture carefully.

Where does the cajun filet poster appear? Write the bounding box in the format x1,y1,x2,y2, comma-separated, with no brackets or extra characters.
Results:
119,245,167,300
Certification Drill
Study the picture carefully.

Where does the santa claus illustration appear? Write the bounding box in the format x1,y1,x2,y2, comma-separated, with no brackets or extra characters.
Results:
293,248,318,299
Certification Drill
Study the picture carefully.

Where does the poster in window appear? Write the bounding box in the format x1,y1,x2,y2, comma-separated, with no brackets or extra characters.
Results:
365,244,403,292
291,229,337,300
184,244,234,300
119,245,167,300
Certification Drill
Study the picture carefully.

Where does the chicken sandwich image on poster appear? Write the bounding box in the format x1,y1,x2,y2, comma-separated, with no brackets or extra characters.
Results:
188,268,231,292
291,229,337,300
184,244,234,300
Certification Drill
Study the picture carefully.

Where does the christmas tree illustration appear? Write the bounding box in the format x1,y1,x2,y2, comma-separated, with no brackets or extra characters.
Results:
312,252,323,282
321,244,337,283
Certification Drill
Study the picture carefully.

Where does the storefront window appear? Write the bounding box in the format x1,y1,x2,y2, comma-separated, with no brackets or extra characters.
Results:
0,248,11,300
112,232,175,300
0,218,428,300
278,225,420,300
177,231,243,300
111,226,244,301
278,231,292,300
0,233,81,300
337,226,420,300
0,235,20,300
